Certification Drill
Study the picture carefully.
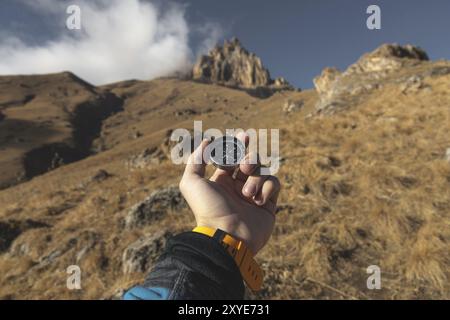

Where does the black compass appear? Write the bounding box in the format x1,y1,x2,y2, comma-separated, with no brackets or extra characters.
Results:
208,135,246,170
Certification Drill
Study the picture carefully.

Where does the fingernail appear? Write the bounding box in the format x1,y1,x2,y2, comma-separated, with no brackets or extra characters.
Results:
254,193,265,205
244,183,257,197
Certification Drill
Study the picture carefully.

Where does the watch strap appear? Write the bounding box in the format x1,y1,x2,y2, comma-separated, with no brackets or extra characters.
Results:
192,226,264,292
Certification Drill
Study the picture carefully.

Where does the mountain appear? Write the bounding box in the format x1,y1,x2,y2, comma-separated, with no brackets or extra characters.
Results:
192,38,294,96
0,72,122,190
0,41,449,299
314,43,438,113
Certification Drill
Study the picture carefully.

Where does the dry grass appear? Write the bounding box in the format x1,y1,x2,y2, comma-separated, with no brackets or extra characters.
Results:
0,68,450,299
256,74,450,299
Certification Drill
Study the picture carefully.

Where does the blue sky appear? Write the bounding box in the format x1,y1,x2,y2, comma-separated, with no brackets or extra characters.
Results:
1,0,449,88
181,0,450,88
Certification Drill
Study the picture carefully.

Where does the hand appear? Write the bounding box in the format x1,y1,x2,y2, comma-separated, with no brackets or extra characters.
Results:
179,133,281,254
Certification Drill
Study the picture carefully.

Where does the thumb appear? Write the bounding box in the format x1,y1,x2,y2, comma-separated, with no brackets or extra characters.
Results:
183,139,210,179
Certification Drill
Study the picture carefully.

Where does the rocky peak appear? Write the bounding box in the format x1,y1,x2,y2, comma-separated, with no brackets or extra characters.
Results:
313,44,433,114
346,44,429,74
192,37,292,91
366,44,429,61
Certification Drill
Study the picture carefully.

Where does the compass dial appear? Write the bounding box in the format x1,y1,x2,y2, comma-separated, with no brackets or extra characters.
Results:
209,136,245,170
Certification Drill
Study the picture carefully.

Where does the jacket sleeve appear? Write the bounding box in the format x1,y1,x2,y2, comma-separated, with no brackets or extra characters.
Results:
123,231,245,300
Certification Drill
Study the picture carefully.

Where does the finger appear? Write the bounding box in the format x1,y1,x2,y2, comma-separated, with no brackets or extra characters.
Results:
183,139,210,179
236,152,260,182
235,131,249,148
242,174,268,198
234,168,249,183
254,176,281,211
211,166,235,180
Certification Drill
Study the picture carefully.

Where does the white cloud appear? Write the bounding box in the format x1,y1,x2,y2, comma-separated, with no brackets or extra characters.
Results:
0,0,221,85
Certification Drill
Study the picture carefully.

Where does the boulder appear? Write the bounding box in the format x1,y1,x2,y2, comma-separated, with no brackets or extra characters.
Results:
122,231,172,274
125,186,186,228
125,147,165,170
282,99,303,113
0,219,50,253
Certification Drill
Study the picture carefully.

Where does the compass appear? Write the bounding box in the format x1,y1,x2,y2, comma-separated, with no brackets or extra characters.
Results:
208,135,246,170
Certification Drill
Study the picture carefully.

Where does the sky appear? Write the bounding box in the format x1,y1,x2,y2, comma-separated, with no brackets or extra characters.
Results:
0,0,449,88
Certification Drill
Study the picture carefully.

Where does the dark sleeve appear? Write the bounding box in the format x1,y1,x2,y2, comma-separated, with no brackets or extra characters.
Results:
123,231,245,300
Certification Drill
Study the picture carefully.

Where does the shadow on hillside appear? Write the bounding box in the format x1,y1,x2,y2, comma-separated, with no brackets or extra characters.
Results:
72,92,124,151
22,93,124,179
0,118,60,150
0,92,124,186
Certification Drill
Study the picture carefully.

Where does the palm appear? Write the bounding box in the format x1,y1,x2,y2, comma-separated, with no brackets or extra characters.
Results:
184,173,275,254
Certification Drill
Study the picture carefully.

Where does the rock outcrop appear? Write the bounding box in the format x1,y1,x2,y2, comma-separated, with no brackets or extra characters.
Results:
347,44,428,74
125,186,186,228
313,67,342,96
125,147,165,170
0,219,50,254
282,99,303,114
122,231,172,274
192,38,294,94
313,44,433,114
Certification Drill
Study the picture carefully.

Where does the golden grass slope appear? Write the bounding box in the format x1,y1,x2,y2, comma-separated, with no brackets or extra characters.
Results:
0,61,449,299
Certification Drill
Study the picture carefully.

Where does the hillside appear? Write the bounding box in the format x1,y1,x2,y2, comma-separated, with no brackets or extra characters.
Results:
0,41,449,299
0,72,122,190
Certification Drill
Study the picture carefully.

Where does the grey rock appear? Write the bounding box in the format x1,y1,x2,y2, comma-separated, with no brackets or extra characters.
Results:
122,231,172,274
91,169,112,182
400,75,426,94
125,147,165,170
9,242,30,257
0,219,50,254
125,186,186,228
282,99,303,113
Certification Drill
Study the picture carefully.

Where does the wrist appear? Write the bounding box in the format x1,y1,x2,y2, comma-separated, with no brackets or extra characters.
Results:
195,220,249,251
192,226,264,292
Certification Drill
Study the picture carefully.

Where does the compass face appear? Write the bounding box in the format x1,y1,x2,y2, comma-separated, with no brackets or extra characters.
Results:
209,136,245,170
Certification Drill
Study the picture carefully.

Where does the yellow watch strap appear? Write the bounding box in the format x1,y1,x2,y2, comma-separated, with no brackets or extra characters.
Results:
192,226,264,292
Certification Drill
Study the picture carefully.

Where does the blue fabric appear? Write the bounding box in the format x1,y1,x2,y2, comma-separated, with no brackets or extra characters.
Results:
123,286,170,300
